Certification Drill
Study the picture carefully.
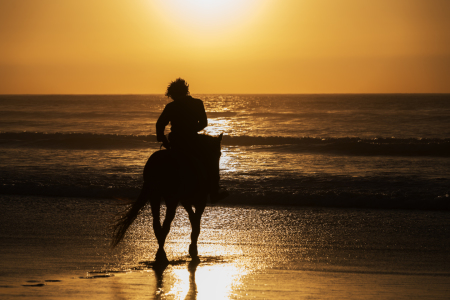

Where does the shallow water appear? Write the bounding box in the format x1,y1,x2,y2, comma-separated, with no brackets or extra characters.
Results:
1,195,449,299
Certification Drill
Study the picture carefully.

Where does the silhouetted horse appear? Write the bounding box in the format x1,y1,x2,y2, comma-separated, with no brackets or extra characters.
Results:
111,134,223,263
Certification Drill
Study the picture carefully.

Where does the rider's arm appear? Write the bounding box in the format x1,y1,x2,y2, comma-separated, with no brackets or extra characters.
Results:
197,101,207,132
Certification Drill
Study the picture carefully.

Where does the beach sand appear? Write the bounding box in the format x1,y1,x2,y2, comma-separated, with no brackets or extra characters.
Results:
3,262,449,299
1,195,449,299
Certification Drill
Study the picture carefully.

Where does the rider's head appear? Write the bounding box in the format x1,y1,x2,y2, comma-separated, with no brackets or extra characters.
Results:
165,78,190,101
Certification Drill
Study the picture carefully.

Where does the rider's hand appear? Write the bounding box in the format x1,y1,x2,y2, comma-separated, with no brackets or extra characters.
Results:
162,140,171,149
161,136,171,149
157,134,171,149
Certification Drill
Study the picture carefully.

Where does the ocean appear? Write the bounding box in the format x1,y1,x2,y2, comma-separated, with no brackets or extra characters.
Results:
1,94,449,209
1,94,450,298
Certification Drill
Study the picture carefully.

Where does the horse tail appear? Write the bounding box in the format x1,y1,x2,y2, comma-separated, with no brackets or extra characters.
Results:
111,182,152,248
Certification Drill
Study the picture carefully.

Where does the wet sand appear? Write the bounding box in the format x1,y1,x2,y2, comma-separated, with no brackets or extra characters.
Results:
2,257,449,299
1,195,449,299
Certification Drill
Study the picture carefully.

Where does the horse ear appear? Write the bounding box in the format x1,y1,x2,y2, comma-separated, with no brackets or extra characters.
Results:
219,133,223,141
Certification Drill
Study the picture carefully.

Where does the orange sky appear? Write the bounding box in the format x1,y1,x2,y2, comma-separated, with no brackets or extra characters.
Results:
1,0,449,94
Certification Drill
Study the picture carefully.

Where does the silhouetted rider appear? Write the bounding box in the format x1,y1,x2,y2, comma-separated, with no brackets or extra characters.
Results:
156,78,228,201
156,78,207,150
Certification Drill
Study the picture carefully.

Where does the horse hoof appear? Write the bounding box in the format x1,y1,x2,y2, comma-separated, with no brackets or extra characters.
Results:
155,249,169,264
191,255,200,263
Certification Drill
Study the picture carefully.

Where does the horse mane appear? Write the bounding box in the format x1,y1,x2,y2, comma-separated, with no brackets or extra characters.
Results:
197,133,222,149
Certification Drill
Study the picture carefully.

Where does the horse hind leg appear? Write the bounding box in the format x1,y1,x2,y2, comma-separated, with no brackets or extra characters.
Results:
149,193,166,262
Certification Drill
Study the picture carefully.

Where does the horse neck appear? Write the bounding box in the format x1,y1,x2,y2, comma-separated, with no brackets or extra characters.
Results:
198,135,220,151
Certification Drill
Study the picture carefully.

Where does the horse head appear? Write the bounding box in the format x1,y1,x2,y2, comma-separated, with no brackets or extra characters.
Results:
199,133,223,150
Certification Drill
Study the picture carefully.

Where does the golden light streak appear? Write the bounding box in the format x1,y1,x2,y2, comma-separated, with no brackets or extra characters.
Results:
167,264,247,300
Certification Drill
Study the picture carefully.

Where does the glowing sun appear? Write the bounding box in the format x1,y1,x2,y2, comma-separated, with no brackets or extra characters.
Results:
154,0,267,33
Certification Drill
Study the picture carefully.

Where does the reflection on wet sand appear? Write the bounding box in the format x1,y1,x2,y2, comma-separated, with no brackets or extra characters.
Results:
151,257,247,300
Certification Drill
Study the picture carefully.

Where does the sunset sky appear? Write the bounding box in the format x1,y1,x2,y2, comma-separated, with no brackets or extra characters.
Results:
1,0,449,94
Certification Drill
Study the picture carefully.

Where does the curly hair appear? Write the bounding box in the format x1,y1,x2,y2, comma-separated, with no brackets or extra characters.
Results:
165,78,190,98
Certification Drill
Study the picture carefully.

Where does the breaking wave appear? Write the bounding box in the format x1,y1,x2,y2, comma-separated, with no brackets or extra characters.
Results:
1,132,450,156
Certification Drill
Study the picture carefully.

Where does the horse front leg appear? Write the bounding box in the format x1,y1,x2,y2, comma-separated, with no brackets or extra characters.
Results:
184,202,205,260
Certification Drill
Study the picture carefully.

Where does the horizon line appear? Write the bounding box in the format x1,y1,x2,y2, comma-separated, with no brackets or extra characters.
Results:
1,92,450,96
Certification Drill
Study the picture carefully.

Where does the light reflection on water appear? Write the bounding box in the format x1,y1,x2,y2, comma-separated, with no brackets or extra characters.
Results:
202,118,233,137
101,201,450,299
166,263,247,300
113,206,450,274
